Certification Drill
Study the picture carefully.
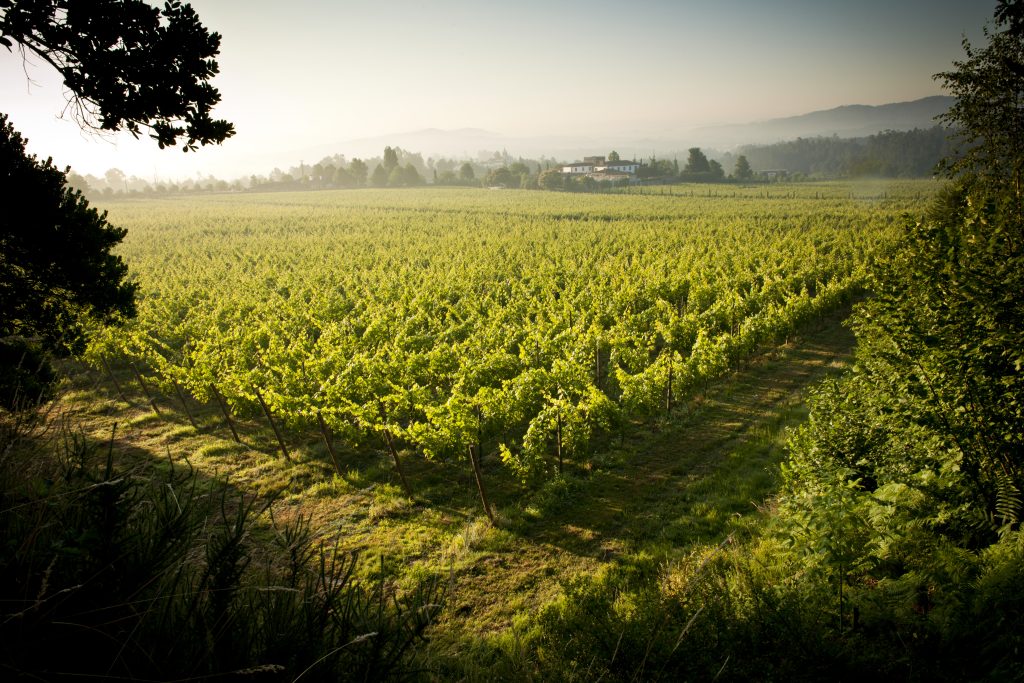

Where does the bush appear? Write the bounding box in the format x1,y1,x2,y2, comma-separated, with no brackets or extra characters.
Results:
0,337,56,410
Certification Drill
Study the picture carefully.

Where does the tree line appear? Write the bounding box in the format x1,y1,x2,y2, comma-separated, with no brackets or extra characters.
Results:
721,126,957,179
68,127,955,199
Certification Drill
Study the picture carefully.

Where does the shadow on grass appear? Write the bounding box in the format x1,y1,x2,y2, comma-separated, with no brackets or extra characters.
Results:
70,311,855,638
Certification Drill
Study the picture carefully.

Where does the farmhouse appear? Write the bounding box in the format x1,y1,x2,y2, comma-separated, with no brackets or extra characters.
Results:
560,155,640,177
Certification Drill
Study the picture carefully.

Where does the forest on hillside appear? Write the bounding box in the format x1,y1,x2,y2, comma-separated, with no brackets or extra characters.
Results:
722,125,956,178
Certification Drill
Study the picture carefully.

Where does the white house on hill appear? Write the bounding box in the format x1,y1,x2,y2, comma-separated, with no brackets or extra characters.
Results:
560,156,640,176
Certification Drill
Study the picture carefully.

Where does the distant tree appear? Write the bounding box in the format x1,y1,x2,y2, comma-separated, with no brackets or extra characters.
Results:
637,158,674,179
483,167,513,187
387,163,423,187
370,164,389,187
709,159,724,180
66,171,92,194
349,158,369,186
387,166,405,187
635,161,657,179
608,150,621,162
539,169,565,190
684,147,711,174
734,155,754,180
400,150,427,177
0,0,233,150
382,146,399,171
333,166,355,187
105,168,126,193
402,163,424,186
459,162,476,182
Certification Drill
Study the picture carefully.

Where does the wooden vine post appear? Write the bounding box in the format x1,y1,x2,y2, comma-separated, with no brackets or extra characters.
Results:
100,355,128,403
316,410,342,476
665,353,674,414
173,381,199,429
468,444,494,523
211,384,241,443
129,362,161,416
381,427,413,497
470,404,495,522
555,406,564,475
254,388,291,462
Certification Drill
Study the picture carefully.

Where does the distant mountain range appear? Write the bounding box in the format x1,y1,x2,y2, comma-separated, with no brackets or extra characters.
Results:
281,96,955,169
694,96,954,147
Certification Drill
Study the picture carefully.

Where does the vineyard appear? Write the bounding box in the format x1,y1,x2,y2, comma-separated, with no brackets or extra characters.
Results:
87,182,930,511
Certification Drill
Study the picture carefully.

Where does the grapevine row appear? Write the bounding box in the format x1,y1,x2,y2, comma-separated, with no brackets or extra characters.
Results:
88,185,926,495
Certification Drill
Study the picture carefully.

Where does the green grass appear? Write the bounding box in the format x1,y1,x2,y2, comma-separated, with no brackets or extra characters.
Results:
58,308,856,653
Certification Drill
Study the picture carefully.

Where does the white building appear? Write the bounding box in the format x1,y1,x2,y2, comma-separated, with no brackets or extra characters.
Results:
560,156,640,176
562,161,596,174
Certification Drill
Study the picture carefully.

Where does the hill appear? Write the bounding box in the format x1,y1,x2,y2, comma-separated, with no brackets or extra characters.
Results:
273,97,954,171
696,96,954,147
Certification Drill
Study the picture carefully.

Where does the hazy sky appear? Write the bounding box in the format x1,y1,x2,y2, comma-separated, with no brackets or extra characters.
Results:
0,0,998,180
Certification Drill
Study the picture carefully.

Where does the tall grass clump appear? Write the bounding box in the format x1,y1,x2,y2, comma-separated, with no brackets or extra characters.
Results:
0,407,444,681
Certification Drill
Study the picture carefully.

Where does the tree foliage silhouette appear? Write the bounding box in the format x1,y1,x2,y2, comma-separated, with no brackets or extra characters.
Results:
0,115,136,354
0,0,233,371
935,0,1024,207
0,0,234,150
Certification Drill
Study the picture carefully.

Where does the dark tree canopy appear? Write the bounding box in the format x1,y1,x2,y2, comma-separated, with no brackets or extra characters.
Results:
370,163,389,187
382,146,399,171
348,158,368,185
0,0,234,150
684,147,711,174
733,155,753,180
0,115,136,353
485,166,516,187
935,0,1024,203
784,0,1024,568
0,1,233,366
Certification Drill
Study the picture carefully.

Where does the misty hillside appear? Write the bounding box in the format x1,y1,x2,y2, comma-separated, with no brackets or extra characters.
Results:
294,97,955,166
697,96,954,147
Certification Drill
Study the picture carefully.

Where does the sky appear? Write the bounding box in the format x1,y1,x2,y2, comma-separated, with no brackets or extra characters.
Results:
0,0,998,181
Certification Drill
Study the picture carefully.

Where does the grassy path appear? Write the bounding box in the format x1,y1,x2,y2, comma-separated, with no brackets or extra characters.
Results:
538,312,855,558
57,310,856,638
439,312,856,633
